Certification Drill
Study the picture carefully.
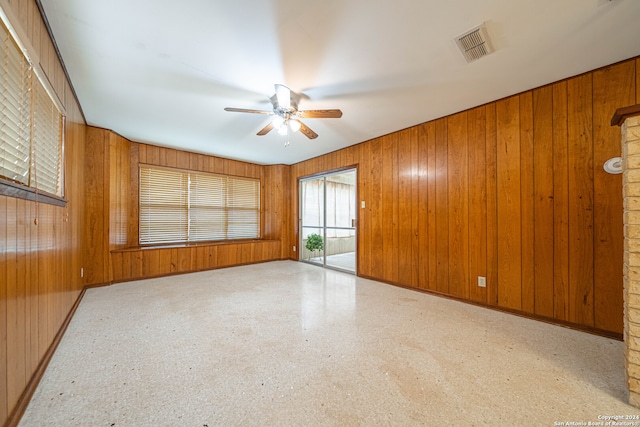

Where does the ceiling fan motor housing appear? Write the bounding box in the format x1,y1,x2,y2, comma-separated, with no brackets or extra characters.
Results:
224,83,341,140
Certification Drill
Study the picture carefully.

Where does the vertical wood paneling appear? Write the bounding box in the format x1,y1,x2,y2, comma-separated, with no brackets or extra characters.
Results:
398,129,413,286
263,164,289,259
287,57,631,338
165,148,178,168
283,64,626,341
486,104,499,306
84,128,107,285
410,128,420,288
417,124,429,289
533,86,555,318
553,81,570,321
426,122,438,290
28,199,38,374
148,145,160,165
468,106,487,303
360,143,371,277
195,246,208,270
138,144,147,163
567,74,594,327
435,119,449,293
592,61,635,332
1,5,86,424
370,138,384,279
382,134,399,283
520,93,535,314
6,197,21,411
0,196,6,423
496,96,522,310
447,112,469,298
15,199,28,403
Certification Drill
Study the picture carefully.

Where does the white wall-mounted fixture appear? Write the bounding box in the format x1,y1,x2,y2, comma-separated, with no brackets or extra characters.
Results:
455,23,494,63
604,157,622,174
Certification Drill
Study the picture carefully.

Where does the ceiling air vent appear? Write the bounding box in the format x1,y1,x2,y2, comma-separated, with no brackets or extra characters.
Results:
455,24,494,63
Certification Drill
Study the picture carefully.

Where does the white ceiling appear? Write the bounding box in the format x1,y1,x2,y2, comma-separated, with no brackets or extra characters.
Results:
39,0,640,165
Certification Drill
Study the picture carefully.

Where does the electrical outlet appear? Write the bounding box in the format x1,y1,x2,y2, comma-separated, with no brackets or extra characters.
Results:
478,276,486,288
361,201,366,208
293,246,296,252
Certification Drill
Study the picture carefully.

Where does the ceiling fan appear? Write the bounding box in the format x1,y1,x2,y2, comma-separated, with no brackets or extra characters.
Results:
224,84,342,140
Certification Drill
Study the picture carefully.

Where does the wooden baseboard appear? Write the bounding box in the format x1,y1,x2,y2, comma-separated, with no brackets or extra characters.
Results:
84,281,112,289
358,274,623,341
110,258,288,284
6,287,87,427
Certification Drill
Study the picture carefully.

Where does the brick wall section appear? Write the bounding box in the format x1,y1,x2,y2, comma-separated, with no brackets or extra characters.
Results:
623,115,640,407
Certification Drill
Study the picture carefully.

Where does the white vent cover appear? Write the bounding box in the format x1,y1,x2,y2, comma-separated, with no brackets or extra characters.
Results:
456,24,494,63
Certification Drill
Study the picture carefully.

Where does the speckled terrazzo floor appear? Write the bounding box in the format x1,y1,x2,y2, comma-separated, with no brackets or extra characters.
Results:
19,261,640,426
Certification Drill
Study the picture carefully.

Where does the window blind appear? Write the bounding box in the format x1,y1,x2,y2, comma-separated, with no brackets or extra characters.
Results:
32,76,62,195
139,165,260,245
0,16,64,198
227,176,260,239
190,172,226,241
0,19,30,185
139,166,189,244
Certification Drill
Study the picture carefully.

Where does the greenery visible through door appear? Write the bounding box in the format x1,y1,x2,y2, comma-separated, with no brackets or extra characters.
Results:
305,233,324,258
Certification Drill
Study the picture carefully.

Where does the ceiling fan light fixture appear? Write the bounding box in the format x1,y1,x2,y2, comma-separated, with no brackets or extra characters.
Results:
272,115,284,129
225,83,342,140
289,119,301,133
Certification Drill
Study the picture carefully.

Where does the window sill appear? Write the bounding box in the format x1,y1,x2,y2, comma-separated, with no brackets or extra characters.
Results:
0,178,66,207
111,239,280,253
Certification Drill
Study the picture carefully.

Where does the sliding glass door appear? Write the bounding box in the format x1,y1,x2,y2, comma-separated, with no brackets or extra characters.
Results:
300,169,357,273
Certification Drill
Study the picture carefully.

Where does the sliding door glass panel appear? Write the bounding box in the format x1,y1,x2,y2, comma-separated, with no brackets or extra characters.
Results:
325,171,356,272
300,178,325,265
300,169,356,273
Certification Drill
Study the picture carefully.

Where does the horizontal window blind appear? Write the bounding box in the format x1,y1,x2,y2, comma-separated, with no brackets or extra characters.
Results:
227,176,260,239
190,172,226,241
0,15,64,198
0,19,30,185
32,76,62,195
139,165,260,245
139,167,189,244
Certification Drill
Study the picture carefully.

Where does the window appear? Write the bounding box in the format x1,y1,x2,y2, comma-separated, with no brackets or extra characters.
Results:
139,165,260,245
0,15,64,199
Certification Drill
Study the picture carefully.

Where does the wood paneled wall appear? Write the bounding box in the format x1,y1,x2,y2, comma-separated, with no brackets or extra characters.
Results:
84,128,132,285
83,128,291,284
0,3,635,422
290,58,640,337
1,0,86,425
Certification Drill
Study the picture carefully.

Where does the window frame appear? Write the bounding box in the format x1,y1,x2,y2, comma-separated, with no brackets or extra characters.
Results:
0,4,66,206
138,164,262,246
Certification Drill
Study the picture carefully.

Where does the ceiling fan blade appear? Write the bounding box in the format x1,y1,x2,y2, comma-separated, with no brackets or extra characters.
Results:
297,109,343,119
298,122,318,139
275,84,291,109
224,107,272,115
257,122,274,136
